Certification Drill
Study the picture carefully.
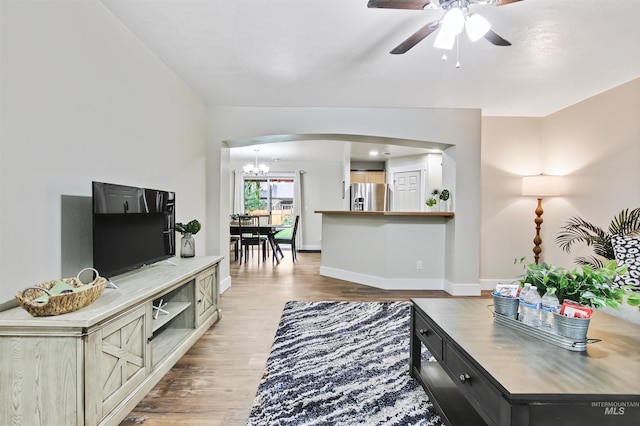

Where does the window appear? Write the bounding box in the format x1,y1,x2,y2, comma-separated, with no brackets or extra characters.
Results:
243,177,295,226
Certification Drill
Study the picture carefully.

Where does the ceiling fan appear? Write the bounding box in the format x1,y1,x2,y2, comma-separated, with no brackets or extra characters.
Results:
367,0,523,54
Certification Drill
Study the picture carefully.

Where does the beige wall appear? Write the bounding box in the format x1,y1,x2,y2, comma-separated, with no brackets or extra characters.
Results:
481,78,640,286
0,1,208,303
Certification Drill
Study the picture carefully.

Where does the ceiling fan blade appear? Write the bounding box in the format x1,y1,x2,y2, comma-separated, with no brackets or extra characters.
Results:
495,0,524,5
390,20,440,54
484,29,511,46
470,0,523,5
367,0,433,10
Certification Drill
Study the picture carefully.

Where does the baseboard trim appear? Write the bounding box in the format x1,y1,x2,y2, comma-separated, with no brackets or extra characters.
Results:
220,275,231,294
320,266,484,296
319,266,444,291
443,281,482,296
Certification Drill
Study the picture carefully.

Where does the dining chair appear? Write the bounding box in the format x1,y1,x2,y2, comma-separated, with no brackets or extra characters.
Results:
274,215,300,262
230,235,240,261
239,223,266,263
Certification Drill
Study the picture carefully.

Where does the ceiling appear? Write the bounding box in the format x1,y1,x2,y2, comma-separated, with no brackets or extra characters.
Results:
100,0,640,162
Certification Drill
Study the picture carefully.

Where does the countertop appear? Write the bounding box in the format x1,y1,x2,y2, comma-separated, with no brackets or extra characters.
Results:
314,210,454,217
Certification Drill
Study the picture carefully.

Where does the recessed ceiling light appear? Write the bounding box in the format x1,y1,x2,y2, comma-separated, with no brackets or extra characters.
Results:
382,152,391,156
369,150,379,156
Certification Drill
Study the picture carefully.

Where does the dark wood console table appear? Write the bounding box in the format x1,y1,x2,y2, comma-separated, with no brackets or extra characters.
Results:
410,298,640,426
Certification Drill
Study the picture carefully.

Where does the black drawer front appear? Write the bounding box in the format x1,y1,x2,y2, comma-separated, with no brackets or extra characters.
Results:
445,343,502,425
414,309,443,360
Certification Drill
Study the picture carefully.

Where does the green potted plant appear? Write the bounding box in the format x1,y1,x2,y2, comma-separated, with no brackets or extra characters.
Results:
426,197,437,210
439,189,451,211
556,207,640,269
518,259,638,310
516,258,640,339
176,219,201,258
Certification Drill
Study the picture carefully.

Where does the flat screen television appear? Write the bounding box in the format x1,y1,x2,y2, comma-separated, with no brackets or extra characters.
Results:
92,181,175,279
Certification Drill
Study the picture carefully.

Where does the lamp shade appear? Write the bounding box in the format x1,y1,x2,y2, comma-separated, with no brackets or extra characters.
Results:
522,175,562,197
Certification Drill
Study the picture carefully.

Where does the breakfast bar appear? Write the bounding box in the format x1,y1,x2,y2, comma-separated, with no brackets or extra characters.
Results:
315,211,456,291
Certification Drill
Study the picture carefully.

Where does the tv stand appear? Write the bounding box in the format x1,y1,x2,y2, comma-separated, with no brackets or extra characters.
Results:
0,256,222,426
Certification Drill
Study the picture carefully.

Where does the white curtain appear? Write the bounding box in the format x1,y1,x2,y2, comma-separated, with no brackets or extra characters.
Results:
294,170,303,249
233,169,244,214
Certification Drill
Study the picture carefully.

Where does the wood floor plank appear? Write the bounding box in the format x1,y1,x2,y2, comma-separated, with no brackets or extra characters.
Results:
121,250,486,425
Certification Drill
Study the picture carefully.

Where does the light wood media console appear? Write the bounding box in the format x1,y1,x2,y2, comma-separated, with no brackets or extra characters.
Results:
0,256,222,426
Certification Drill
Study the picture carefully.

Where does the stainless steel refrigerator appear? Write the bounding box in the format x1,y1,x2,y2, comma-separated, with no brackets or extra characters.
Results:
350,183,389,211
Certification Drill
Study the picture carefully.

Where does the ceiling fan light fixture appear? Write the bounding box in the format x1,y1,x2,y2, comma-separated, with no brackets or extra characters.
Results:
434,30,456,50
440,7,465,36
465,13,491,41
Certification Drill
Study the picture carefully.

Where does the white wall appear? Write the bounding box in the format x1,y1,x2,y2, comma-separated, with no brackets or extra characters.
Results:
209,106,482,293
0,1,208,303
480,78,640,286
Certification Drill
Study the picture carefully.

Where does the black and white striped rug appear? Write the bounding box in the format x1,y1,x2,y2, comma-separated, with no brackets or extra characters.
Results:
247,301,443,425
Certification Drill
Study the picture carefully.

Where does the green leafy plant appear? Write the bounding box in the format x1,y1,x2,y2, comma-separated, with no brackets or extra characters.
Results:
426,197,437,207
439,189,450,201
556,208,640,268
516,258,640,311
176,219,201,235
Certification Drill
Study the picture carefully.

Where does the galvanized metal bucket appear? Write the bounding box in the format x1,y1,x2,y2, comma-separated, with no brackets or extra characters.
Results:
492,294,519,319
553,312,590,341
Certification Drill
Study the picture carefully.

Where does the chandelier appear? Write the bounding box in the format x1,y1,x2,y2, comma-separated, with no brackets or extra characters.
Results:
243,149,269,176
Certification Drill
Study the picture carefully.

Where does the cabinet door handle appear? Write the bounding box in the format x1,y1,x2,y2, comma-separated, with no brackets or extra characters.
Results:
459,373,471,384
147,336,154,343
419,328,429,336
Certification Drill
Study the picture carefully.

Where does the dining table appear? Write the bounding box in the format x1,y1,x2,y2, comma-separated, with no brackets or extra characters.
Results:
230,221,290,265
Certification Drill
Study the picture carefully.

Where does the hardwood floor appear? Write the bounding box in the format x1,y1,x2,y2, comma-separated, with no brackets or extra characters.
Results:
121,250,482,425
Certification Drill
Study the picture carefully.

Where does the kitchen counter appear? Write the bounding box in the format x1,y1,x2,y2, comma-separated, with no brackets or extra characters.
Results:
315,210,454,217
315,210,473,294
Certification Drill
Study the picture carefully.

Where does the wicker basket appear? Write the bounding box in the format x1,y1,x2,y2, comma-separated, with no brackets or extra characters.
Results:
15,268,107,317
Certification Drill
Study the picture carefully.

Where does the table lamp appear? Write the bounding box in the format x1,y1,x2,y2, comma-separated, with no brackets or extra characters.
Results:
522,175,562,264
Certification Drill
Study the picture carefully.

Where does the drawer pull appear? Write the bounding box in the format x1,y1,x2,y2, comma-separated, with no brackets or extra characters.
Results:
459,373,471,384
419,328,429,336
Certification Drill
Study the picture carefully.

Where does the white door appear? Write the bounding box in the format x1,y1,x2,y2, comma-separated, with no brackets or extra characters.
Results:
394,171,421,211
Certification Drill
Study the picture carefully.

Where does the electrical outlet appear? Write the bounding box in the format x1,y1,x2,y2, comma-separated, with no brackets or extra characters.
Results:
416,260,423,270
